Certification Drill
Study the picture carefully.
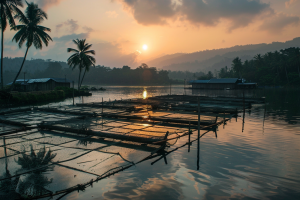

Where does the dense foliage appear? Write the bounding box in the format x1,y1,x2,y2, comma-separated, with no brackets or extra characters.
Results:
5,62,171,85
217,47,300,86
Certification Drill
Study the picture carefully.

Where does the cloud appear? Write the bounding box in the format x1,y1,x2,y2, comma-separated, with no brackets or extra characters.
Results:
11,32,140,68
117,0,178,25
106,11,119,18
180,0,272,30
34,0,65,10
56,19,79,33
83,26,94,32
56,23,63,30
115,0,272,29
285,0,299,8
259,13,299,33
92,42,140,67
65,19,79,32
53,33,90,42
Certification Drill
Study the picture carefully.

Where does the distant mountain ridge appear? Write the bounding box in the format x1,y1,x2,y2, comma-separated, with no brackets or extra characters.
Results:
147,37,300,72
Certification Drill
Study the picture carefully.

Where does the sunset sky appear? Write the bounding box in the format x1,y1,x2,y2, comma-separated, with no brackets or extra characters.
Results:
3,0,300,68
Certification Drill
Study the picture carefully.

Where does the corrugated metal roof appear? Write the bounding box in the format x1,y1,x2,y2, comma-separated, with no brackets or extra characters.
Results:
7,78,70,85
237,83,257,85
6,79,29,85
189,80,210,84
27,78,70,84
208,78,239,84
27,78,51,83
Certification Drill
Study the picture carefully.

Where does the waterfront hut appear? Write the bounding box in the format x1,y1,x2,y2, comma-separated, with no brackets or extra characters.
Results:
26,78,70,91
8,78,71,91
190,78,257,90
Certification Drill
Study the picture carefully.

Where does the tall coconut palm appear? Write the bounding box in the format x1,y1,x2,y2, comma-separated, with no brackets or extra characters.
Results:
10,1,52,91
67,39,95,90
0,0,23,90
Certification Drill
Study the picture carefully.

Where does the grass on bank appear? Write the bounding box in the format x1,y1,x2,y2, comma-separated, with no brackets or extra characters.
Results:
0,87,91,105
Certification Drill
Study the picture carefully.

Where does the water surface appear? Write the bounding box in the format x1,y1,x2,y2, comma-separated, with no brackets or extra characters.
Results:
2,86,300,200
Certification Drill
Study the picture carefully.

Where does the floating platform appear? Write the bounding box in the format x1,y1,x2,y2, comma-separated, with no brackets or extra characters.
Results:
0,94,264,199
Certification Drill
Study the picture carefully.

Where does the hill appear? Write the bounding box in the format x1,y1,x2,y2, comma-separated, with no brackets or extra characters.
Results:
147,37,300,72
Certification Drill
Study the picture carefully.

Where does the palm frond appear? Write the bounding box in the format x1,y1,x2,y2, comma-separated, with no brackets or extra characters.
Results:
13,5,29,24
33,33,43,49
82,43,92,51
11,27,26,42
67,48,79,53
36,25,51,32
1,10,8,30
16,31,28,48
10,24,25,31
84,50,95,55
4,4,16,27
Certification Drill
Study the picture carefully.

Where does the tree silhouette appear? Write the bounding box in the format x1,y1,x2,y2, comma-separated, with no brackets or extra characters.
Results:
67,39,96,90
0,0,23,90
14,145,56,197
10,1,52,91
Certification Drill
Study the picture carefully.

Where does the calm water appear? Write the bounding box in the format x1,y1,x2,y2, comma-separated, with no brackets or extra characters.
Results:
3,86,300,200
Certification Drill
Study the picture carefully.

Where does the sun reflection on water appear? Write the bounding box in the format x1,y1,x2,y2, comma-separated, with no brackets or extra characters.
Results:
143,90,147,99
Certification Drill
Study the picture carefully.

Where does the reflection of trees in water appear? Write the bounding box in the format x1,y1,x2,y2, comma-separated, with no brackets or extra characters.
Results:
15,173,53,197
13,145,57,197
77,138,93,146
0,170,19,198
15,145,56,171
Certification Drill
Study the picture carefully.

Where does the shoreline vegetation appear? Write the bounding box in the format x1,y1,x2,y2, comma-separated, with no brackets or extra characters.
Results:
0,87,91,107
1,47,300,88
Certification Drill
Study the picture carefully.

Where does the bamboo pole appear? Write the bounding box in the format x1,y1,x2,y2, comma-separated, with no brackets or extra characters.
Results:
197,97,200,170
188,121,191,152
73,81,75,106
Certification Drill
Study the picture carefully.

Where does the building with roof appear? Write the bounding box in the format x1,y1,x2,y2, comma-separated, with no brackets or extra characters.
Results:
7,78,70,91
189,78,257,90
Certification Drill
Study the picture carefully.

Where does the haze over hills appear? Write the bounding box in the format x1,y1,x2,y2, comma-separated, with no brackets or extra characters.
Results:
148,37,300,72
2,37,300,82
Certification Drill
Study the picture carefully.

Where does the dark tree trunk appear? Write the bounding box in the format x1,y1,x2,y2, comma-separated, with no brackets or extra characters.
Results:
1,4,4,90
78,67,81,91
1,28,3,90
10,47,29,92
80,68,87,89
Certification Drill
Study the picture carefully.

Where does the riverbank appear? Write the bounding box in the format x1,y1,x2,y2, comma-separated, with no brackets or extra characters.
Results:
0,87,91,107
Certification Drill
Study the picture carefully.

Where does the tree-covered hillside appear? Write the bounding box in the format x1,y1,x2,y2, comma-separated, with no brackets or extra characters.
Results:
216,47,300,86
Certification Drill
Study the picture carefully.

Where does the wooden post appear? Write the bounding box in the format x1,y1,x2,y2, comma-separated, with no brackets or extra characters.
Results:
3,137,8,172
102,97,103,115
72,81,75,106
197,97,200,170
223,110,225,126
263,101,266,134
242,90,245,132
184,79,186,95
188,121,191,152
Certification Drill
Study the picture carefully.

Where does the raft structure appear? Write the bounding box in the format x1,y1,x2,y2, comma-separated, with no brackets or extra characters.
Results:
0,94,264,199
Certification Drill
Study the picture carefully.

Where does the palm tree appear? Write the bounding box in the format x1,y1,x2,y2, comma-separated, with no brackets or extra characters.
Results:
0,0,23,90
67,39,95,90
10,1,52,91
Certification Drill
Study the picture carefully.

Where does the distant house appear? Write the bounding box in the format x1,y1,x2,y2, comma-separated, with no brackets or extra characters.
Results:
7,78,70,91
189,78,257,90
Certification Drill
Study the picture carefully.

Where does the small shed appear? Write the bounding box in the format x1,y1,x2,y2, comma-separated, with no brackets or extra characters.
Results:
8,78,71,91
190,78,257,90
189,80,210,89
26,78,70,91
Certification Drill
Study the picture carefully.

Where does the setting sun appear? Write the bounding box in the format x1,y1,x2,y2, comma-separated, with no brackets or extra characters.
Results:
142,44,148,50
